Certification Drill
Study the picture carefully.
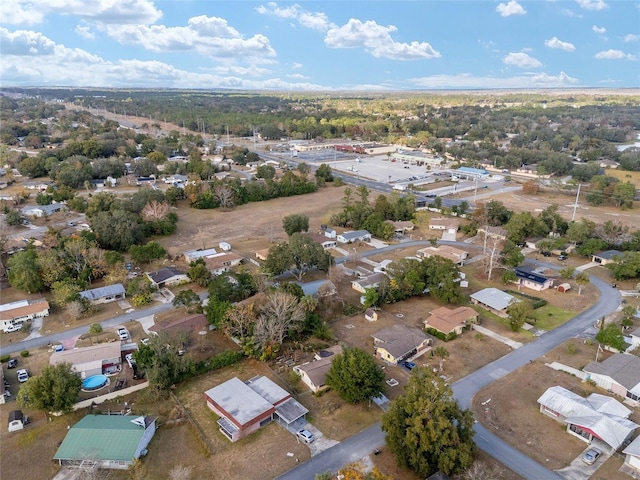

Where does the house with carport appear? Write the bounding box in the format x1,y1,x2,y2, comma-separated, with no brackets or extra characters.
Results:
21,203,66,217
372,325,433,365
53,415,156,469
50,342,122,379
592,250,623,265
204,376,308,442
470,288,518,317
203,252,243,275
307,232,337,250
623,436,640,475
79,284,125,305
583,353,640,406
293,345,342,393
424,306,478,338
428,218,458,232
352,272,386,294
337,230,371,244
537,386,638,453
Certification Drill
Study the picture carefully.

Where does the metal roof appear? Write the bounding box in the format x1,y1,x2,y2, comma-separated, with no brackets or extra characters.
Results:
53,415,154,462
204,377,275,426
79,284,125,301
470,288,517,311
623,435,640,457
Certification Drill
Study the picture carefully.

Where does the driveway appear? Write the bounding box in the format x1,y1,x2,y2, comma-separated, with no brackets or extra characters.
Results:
556,443,609,480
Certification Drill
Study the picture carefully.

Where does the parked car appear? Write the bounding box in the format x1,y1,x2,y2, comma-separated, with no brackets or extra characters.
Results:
141,338,150,346
117,327,129,341
17,369,29,383
296,429,315,444
558,254,568,261
53,344,64,352
7,358,18,369
403,361,417,371
3,324,21,334
582,447,601,465
541,251,552,257
125,353,136,369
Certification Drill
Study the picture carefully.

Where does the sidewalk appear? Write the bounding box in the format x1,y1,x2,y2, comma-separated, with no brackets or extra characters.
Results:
472,324,523,349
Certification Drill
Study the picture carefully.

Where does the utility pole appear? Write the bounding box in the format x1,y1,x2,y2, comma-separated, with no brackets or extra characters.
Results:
571,183,582,222
473,175,479,202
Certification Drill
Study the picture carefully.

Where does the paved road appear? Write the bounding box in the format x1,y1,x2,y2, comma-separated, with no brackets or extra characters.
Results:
275,424,386,480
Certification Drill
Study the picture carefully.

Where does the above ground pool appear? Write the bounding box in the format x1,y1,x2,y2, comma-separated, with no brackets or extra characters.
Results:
82,374,110,392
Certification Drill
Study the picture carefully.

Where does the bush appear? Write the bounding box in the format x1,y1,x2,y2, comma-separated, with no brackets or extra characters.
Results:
504,289,548,309
193,349,244,376
20,350,29,357
425,327,457,342
0,354,10,363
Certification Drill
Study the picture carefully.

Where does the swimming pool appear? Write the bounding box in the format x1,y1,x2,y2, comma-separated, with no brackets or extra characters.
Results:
82,374,110,392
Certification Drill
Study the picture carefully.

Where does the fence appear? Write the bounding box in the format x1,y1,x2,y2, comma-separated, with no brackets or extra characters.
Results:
73,381,149,410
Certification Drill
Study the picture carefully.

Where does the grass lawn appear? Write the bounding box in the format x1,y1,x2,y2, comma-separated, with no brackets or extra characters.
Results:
528,304,576,330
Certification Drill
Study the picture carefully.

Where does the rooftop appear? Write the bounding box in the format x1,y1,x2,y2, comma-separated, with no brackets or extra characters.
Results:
79,284,125,301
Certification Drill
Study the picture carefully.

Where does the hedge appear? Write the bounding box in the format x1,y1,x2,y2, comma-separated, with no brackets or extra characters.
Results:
504,289,548,309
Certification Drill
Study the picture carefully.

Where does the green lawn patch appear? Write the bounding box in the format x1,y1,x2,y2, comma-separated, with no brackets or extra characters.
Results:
528,304,575,330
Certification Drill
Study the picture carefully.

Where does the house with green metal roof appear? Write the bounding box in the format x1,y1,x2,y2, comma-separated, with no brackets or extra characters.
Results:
53,415,156,470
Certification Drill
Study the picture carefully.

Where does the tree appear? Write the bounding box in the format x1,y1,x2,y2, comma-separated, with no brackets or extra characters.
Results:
253,291,305,355
575,271,590,295
187,259,212,287
7,246,43,292
129,241,166,264
4,208,23,226
91,209,145,252
256,164,276,180
172,289,202,313
501,240,525,267
315,163,334,182
325,346,385,404
558,266,576,279
381,368,475,478
433,346,449,372
421,256,462,304
89,322,103,344
595,323,628,352
141,200,171,221
263,234,332,281
17,363,81,414
282,213,309,236
133,332,193,391
507,300,530,332
607,252,640,280
612,182,636,209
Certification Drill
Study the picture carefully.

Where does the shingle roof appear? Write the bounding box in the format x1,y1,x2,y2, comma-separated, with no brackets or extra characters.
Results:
426,306,478,334
594,250,623,260
53,415,154,462
372,325,430,359
583,353,640,390
79,284,125,301
146,267,184,284
0,298,49,322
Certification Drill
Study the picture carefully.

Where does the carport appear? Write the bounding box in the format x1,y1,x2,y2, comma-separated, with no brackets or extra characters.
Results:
274,397,309,426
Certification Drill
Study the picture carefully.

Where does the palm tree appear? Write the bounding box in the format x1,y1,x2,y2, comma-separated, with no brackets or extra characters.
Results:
433,346,449,372
89,323,103,344
575,271,590,295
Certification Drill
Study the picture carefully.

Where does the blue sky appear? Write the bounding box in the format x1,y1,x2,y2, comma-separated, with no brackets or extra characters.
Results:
0,0,638,90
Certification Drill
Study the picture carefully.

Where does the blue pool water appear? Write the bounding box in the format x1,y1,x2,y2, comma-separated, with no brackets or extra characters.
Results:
82,375,109,391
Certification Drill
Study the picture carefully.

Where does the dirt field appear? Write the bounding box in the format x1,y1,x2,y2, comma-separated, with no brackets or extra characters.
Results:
473,342,640,479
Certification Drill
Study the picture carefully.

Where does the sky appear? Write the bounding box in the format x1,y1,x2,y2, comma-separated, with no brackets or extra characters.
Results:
0,0,638,91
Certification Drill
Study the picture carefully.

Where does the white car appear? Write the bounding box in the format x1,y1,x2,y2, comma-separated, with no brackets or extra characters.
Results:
3,324,21,334
17,369,29,383
125,353,136,368
117,327,129,341
296,429,315,444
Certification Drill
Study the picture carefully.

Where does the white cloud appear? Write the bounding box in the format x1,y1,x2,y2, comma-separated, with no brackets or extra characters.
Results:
544,37,576,52
623,34,639,42
103,16,276,60
576,0,608,11
325,19,440,60
592,25,606,34
256,2,331,31
561,9,582,18
75,25,95,40
594,49,636,60
408,72,578,89
212,65,272,77
0,0,162,26
496,0,526,17
503,52,542,69
0,28,57,55
286,73,310,80
292,62,303,69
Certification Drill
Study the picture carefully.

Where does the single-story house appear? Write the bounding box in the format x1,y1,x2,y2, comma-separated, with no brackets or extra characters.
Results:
90,176,117,188
477,225,507,241
164,174,188,184
204,376,308,442
592,250,623,265
255,248,270,261
203,252,243,275
583,354,640,406
149,313,209,337
628,326,640,351
372,325,433,365
389,220,415,235
50,342,122,379
537,386,638,452
307,232,337,250
20,203,66,217
514,265,554,291
416,245,468,266
556,283,571,293
0,298,50,331
352,272,386,294
456,166,490,180
23,180,54,191
145,267,189,288
293,345,343,393
337,230,371,244
364,308,378,322
623,435,640,474
424,306,478,336
470,288,518,316
184,247,218,263
79,284,125,305
428,218,459,232
53,415,156,469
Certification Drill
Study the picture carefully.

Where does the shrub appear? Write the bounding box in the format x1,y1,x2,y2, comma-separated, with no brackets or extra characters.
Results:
0,354,10,363
20,350,29,357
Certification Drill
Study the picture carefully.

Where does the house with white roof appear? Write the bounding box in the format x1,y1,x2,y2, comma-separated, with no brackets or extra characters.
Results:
469,288,518,317
50,342,122,379
337,230,371,243
79,284,125,305
537,385,638,452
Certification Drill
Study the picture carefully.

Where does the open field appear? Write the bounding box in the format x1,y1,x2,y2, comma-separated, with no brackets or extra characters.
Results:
473,341,640,480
